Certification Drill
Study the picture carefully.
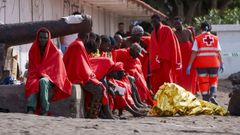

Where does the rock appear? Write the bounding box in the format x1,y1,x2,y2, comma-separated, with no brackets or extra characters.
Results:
228,88,240,116
160,120,167,123
229,72,240,85
133,129,140,133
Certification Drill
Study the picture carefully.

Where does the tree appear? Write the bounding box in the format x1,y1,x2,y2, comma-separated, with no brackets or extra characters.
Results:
143,0,240,24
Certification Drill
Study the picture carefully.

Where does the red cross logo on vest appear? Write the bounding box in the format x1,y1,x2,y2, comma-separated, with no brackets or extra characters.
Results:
203,35,214,46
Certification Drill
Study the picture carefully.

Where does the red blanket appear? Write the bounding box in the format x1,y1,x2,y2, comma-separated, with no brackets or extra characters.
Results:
150,24,182,93
90,57,114,80
63,38,96,85
139,36,151,80
150,23,182,71
63,38,108,105
107,62,135,110
178,41,197,94
115,48,153,105
25,28,71,101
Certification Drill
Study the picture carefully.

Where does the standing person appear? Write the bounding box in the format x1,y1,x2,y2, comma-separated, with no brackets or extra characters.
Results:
23,61,29,84
59,12,81,53
186,21,223,104
4,47,19,80
120,25,145,48
173,16,197,94
126,23,134,37
150,14,182,94
63,31,114,119
115,22,126,38
25,28,72,115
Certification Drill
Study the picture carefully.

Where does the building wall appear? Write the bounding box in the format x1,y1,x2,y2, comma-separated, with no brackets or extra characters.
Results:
212,24,240,79
0,0,125,75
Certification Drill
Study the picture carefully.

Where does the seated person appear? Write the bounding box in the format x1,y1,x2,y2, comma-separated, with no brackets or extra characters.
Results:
99,35,112,58
25,28,72,115
63,31,113,119
113,34,123,49
85,40,146,117
115,43,154,106
107,62,147,117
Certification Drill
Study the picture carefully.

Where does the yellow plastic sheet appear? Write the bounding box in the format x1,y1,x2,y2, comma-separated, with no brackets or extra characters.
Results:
148,83,227,116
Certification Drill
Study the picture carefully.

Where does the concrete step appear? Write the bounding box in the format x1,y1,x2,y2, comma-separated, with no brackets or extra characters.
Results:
0,84,85,118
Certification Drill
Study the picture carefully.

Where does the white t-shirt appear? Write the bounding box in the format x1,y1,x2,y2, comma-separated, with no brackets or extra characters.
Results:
192,32,221,52
62,34,78,47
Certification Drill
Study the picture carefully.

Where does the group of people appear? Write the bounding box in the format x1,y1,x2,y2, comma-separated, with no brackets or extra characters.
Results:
24,13,223,119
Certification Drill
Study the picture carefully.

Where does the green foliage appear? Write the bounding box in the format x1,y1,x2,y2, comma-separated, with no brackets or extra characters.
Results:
194,7,240,25
193,7,240,34
223,8,240,24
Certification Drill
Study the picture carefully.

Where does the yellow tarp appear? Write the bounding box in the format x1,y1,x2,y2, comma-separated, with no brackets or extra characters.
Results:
148,83,228,116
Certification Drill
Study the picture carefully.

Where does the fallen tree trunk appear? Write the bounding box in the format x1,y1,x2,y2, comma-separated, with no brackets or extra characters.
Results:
0,14,92,47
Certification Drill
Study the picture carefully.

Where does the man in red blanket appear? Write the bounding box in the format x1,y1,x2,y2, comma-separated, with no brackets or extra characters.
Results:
173,16,197,94
107,62,146,117
114,25,150,84
25,28,72,115
150,14,182,94
115,43,153,106
63,31,113,119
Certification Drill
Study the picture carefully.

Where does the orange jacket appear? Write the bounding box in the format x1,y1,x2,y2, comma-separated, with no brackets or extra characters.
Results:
193,32,220,68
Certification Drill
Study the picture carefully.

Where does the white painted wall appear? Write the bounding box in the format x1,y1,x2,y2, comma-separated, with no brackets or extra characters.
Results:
212,24,240,79
0,0,149,76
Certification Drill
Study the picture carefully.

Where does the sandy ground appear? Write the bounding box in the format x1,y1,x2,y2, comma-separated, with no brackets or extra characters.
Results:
0,80,240,135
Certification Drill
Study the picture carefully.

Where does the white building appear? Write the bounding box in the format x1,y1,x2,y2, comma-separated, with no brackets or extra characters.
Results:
212,24,240,79
0,0,166,75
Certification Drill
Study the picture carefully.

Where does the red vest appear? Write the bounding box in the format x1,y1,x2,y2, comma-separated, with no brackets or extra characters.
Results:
193,32,220,68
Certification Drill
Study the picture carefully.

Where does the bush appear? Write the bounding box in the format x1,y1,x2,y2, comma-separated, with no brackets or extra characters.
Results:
193,8,240,34
194,8,240,25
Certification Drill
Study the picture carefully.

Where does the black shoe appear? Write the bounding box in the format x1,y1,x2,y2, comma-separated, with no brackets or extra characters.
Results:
27,107,34,114
209,97,218,105
0,108,9,113
41,112,49,116
102,105,114,119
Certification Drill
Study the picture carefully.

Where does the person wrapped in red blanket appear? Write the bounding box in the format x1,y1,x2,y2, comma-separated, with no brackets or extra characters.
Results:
114,43,154,106
63,32,113,119
107,62,147,117
85,39,146,117
150,14,182,94
25,28,72,115
173,16,197,94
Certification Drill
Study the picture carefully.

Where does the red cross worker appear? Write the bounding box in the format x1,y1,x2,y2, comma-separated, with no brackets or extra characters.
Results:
186,21,223,105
